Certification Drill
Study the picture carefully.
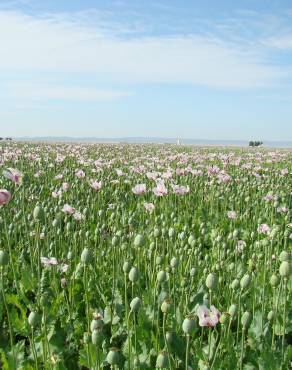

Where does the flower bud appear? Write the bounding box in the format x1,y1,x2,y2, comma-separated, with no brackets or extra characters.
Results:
80,248,92,265
92,329,103,345
241,311,252,330
129,267,140,282
206,273,218,290
270,274,280,287
279,261,290,278
228,304,238,318
90,318,104,332
240,274,251,290
157,270,167,284
33,205,45,223
156,351,168,369
134,234,145,247
130,297,142,312
123,261,132,274
28,311,40,327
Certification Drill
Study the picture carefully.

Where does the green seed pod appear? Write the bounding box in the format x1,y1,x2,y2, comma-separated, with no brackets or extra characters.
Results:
241,311,252,330
154,228,160,238
270,274,280,287
157,270,167,284
106,348,120,366
231,279,240,290
279,261,290,277
240,273,252,290
80,248,92,265
168,228,175,238
123,261,132,274
267,310,274,321
156,351,168,369
165,331,175,344
28,311,40,327
182,315,196,335
228,304,238,318
112,236,119,246
33,205,45,223
129,267,140,282
134,234,145,247
91,329,103,346
206,273,218,290
90,318,104,332
161,299,172,314
0,250,9,266
156,256,163,265
130,297,142,312
279,250,290,262
190,268,196,277
170,257,179,269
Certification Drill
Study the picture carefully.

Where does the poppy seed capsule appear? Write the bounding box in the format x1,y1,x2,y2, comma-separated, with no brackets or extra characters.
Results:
28,311,40,327
241,311,252,330
33,205,45,223
156,351,168,369
128,267,139,282
80,248,92,265
161,299,172,314
122,261,132,274
228,304,238,317
206,273,218,290
279,261,290,277
92,329,103,345
130,297,142,312
240,274,252,290
170,257,179,269
279,250,290,262
231,279,240,290
106,348,120,366
157,270,167,284
267,310,274,321
90,319,104,332
182,316,196,335
0,250,9,266
134,234,145,247
270,274,280,287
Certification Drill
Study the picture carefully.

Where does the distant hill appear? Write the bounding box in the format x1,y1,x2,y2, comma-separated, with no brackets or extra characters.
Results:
12,136,292,148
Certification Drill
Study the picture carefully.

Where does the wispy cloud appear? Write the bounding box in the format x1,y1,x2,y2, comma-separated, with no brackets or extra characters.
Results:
0,7,292,102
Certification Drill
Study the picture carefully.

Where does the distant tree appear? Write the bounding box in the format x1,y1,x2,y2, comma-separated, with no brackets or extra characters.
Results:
0,137,3,141
249,141,263,147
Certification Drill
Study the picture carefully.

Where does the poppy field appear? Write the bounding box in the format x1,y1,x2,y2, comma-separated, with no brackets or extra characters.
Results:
0,141,291,369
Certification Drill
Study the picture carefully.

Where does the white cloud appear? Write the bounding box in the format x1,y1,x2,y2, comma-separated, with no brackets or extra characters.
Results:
4,82,133,101
0,8,290,97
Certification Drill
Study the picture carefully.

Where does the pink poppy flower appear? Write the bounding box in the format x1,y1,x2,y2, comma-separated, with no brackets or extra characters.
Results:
132,184,146,195
3,168,23,184
62,182,70,191
62,204,76,215
90,180,102,191
227,211,237,220
196,305,221,327
75,169,85,178
0,189,11,205
41,257,58,267
172,184,189,195
52,190,62,198
144,202,155,212
258,223,270,234
153,181,168,196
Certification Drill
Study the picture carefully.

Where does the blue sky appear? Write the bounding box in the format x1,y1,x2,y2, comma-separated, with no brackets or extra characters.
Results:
1,0,292,140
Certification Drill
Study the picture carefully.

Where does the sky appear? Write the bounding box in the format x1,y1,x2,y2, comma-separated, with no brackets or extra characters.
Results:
0,0,292,140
